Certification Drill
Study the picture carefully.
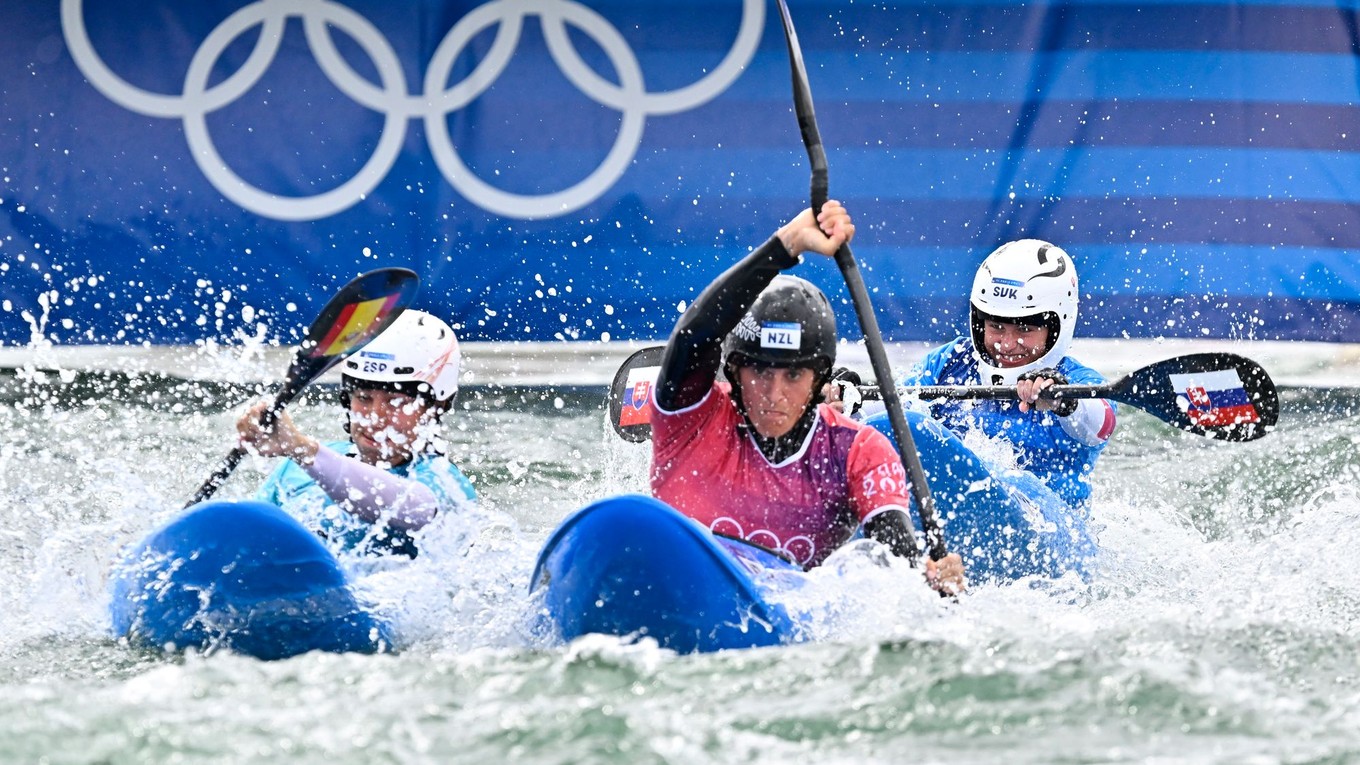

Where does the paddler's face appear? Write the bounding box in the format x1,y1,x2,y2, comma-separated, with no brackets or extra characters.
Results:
981,319,1050,368
736,364,818,439
347,388,432,466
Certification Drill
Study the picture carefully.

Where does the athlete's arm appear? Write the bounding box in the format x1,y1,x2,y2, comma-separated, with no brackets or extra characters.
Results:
237,401,440,529
302,445,440,530
655,237,800,411
656,202,854,411
1016,366,1117,446
851,427,967,594
863,510,918,559
1058,399,1117,445
863,510,967,594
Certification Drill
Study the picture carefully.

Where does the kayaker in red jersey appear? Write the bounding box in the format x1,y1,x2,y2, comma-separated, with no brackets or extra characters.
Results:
648,200,965,594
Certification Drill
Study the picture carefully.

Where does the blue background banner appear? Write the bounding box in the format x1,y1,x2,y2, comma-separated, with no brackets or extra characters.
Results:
2,0,1358,346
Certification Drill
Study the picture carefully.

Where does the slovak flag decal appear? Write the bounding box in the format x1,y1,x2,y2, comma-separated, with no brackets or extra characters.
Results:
1169,369,1260,427
618,366,659,427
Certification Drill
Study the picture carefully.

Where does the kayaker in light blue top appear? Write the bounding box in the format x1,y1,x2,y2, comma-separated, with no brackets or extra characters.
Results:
237,309,476,558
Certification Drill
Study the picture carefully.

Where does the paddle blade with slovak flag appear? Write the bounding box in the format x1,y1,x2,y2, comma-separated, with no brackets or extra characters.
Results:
1119,352,1278,442
606,345,664,443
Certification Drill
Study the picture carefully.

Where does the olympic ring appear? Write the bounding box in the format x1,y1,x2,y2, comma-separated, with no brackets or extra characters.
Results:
60,0,763,221
710,517,817,565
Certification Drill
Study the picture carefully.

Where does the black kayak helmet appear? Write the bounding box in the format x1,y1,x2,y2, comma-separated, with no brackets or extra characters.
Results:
721,275,838,408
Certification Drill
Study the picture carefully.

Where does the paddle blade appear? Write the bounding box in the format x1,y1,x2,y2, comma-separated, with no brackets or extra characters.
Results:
276,268,420,405
1115,352,1279,442
775,0,829,212
606,346,665,443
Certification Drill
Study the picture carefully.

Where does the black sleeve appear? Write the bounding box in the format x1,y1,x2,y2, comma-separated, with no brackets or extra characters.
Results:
654,236,801,411
863,510,922,565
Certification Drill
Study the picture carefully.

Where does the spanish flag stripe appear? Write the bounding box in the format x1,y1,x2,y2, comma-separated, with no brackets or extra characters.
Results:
312,303,359,357
314,293,400,357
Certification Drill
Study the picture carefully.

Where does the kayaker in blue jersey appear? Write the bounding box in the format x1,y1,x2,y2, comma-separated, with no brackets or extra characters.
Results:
650,200,965,593
829,240,1114,508
891,239,1115,509
236,309,476,558
823,240,1111,581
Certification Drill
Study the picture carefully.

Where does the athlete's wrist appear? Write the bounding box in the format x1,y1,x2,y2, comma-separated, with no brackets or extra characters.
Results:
765,232,802,268
292,437,319,466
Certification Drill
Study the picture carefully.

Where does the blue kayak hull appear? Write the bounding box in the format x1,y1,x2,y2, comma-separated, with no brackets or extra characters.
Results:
866,409,1096,582
110,500,391,660
531,495,804,653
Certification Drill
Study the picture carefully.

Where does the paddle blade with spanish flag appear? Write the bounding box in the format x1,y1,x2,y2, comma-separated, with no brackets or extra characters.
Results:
276,267,420,408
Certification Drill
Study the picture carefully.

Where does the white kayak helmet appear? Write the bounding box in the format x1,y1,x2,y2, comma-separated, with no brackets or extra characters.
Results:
968,239,1079,385
340,309,461,405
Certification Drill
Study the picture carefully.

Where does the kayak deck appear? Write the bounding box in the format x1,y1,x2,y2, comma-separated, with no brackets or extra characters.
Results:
531,494,806,653
110,500,390,660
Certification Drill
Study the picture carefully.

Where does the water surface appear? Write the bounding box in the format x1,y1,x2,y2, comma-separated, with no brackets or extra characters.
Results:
1,366,1357,764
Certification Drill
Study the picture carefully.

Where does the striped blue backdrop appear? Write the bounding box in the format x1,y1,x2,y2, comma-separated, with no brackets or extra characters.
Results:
1,0,1357,346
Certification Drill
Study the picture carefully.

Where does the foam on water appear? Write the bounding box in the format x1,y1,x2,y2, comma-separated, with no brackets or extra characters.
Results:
1,359,1359,762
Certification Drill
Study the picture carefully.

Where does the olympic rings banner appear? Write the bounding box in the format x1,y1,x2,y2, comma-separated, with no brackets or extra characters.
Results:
2,0,1359,346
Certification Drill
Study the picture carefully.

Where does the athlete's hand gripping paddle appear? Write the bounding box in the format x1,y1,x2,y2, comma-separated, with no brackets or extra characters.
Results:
185,268,420,508
774,0,947,562
608,347,1278,444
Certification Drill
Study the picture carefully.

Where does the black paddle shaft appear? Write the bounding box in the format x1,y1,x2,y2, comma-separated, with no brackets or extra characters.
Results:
184,416,274,507
776,0,946,562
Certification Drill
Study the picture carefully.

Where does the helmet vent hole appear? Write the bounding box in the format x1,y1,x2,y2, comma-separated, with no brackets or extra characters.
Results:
394,366,416,375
